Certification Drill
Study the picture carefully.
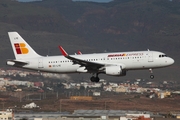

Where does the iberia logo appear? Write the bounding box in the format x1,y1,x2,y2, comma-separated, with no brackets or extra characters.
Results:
14,43,29,54
108,54,126,57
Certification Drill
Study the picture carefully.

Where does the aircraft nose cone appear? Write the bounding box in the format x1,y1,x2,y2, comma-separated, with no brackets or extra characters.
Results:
167,58,174,65
170,58,175,64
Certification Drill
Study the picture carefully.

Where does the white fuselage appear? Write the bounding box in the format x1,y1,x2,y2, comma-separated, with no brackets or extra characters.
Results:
7,32,175,80
18,50,174,74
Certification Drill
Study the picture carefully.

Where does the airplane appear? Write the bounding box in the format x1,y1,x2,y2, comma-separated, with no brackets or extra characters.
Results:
7,32,174,82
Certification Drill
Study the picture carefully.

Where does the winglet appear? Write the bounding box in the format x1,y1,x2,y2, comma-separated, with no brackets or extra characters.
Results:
59,46,68,56
77,51,82,55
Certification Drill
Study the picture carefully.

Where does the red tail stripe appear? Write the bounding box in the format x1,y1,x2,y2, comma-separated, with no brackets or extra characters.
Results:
14,43,22,54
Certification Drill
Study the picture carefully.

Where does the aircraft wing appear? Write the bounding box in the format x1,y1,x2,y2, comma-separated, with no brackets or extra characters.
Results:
59,46,104,72
66,55,104,68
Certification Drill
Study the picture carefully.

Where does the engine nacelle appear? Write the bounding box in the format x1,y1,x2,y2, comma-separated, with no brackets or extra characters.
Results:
105,65,126,76
77,67,87,73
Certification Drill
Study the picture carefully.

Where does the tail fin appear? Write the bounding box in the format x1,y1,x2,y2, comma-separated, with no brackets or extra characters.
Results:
8,32,41,59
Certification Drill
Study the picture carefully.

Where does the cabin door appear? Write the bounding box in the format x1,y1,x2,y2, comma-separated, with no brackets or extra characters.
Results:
148,52,153,62
38,58,44,68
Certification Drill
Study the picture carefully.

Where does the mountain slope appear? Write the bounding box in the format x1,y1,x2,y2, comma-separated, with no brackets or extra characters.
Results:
0,0,76,34
32,0,180,56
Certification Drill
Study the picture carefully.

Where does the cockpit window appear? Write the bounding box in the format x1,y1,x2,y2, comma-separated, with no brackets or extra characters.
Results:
159,54,167,58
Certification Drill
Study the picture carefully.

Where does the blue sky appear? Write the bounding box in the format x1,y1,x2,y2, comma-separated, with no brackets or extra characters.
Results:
17,0,113,3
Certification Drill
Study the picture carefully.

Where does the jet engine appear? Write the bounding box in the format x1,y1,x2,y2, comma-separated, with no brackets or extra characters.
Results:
105,65,126,76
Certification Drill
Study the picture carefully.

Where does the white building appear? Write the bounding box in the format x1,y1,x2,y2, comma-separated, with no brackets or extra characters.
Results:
93,92,101,96
22,102,39,109
0,110,13,120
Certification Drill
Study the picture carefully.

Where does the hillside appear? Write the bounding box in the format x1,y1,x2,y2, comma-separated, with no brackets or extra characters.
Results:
0,0,76,33
32,0,180,57
0,0,179,80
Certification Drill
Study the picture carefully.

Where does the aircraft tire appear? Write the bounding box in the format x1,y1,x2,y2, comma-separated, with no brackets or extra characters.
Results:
90,76,100,82
90,76,96,82
95,77,100,83
150,75,154,79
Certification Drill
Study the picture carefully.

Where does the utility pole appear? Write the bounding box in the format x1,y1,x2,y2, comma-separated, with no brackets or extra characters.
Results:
57,92,58,99
19,93,22,102
2,103,4,111
59,99,62,112
40,93,41,100
43,92,46,99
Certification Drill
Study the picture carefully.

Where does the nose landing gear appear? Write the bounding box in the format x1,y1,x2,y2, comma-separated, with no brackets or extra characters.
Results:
149,68,154,79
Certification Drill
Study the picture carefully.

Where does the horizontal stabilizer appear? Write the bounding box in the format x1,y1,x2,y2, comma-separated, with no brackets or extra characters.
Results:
6,59,28,66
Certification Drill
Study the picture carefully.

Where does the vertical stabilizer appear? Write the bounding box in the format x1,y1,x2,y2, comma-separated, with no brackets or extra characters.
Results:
8,32,41,59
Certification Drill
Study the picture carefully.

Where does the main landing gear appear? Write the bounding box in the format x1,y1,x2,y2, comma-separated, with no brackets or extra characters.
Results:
149,68,154,79
90,73,100,82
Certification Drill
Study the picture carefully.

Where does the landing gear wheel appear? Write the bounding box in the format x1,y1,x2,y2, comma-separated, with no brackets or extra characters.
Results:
90,73,100,82
90,76,96,82
150,75,154,79
95,77,100,83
